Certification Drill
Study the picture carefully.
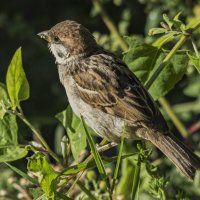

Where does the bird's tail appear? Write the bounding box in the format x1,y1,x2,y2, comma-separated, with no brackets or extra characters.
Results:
146,130,200,180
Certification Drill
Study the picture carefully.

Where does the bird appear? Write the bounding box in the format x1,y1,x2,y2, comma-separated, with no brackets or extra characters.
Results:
38,20,200,180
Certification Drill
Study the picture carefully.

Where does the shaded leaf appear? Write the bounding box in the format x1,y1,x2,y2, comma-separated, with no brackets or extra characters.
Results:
163,14,173,30
148,53,188,99
0,112,28,162
0,114,18,147
187,52,200,73
173,12,186,31
29,188,46,200
0,83,10,119
6,47,30,109
183,76,200,97
124,36,161,83
55,106,87,163
124,37,188,99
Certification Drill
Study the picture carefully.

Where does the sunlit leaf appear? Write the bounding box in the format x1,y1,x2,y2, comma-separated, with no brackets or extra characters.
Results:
6,47,30,109
0,146,28,162
27,153,58,199
152,32,180,48
55,106,88,163
148,28,167,36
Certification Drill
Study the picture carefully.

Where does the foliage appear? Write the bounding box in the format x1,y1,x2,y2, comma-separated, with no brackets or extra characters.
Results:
1,1,200,200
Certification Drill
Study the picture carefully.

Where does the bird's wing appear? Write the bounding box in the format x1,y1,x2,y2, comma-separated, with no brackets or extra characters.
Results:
73,53,160,124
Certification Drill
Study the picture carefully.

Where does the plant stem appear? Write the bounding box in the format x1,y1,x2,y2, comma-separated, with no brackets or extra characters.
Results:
158,97,189,137
17,113,62,164
145,35,188,89
92,0,128,52
131,158,141,200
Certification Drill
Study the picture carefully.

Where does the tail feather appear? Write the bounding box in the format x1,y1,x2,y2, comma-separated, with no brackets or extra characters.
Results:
147,131,200,180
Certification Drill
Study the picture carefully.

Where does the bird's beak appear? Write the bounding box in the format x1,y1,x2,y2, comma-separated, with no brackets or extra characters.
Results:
37,31,51,42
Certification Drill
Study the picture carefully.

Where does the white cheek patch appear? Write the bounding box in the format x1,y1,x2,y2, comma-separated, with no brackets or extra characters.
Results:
48,43,70,64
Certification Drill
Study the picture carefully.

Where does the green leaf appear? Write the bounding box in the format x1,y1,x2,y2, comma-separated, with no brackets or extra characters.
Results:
27,152,59,200
0,114,18,147
0,83,10,119
0,113,28,162
0,146,28,162
148,28,167,36
187,52,200,73
173,12,186,31
124,37,188,100
124,36,161,83
186,17,200,30
29,188,46,200
81,116,107,180
148,53,188,99
6,47,30,109
55,106,87,163
163,14,173,30
152,32,179,48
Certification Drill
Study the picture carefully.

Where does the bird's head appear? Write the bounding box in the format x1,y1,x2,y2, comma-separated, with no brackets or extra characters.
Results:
38,20,97,65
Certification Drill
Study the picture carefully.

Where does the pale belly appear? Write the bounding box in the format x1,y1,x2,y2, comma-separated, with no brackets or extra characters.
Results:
62,76,139,143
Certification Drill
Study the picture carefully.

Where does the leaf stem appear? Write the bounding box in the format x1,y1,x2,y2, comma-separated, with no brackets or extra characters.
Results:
17,113,62,164
145,35,188,89
92,0,128,52
131,158,141,200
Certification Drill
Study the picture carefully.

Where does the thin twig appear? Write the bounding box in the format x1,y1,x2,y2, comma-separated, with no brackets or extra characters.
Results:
92,0,128,51
16,112,62,165
158,97,189,138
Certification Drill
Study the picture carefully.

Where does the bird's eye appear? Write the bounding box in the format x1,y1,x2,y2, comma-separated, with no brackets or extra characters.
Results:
54,36,60,43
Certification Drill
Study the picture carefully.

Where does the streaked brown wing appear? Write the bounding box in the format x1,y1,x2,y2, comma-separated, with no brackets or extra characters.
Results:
73,54,159,123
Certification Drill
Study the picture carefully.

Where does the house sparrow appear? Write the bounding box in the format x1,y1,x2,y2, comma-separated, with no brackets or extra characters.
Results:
38,20,200,180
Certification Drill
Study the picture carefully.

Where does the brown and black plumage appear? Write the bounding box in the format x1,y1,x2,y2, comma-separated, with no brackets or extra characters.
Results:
38,20,200,180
